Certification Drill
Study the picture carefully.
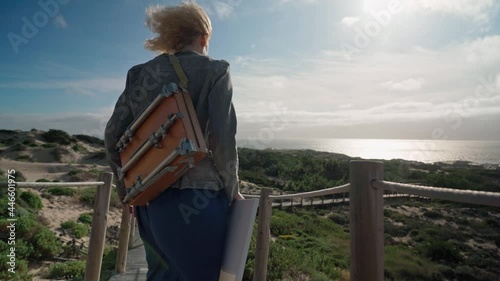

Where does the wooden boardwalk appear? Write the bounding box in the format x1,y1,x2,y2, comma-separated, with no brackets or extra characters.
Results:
109,225,148,281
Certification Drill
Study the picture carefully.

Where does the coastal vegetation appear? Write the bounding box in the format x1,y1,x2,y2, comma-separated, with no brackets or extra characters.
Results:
0,167,118,280
0,129,498,280
238,149,500,280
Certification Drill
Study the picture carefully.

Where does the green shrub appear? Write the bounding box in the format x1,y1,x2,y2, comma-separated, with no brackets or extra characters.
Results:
100,246,118,280
15,239,34,260
78,212,93,225
485,218,499,228
20,191,43,209
13,214,38,240
11,170,26,182
422,241,462,263
42,129,74,145
327,213,349,225
42,143,57,148
89,151,106,160
31,227,63,259
311,271,331,281
78,187,96,206
36,178,51,182
46,260,85,280
385,245,439,280
12,143,25,151
78,187,121,208
0,251,30,280
494,235,500,248
47,187,76,196
385,221,407,237
73,134,105,145
16,155,31,162
68,169,82,176
72,144,86,152
22,138,37,147
61,220,90,239
423,210,443,219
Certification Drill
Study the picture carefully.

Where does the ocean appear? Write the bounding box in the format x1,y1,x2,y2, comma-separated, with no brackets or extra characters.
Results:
237,138,500,165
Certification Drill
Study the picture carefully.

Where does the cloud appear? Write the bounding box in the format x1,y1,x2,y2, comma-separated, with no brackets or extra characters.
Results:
280,0,319,4
380,78,425,91
459,36,500,64
230,35,500,139
409,0,496,23
341,17,360,27
201,0,241,20
53,15,68,29
0,77,125,96
213,1,234,19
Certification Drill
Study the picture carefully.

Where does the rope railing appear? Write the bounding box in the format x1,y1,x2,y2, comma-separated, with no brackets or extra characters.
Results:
243,184,350,200
270,184,350,200
373,180,500,207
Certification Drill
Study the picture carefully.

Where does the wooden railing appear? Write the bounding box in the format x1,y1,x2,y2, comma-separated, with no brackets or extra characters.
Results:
0,173,115,281
3,160,500,281
249,161,500,281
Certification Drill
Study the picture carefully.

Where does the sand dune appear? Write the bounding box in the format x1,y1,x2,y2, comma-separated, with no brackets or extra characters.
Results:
0,159,110,182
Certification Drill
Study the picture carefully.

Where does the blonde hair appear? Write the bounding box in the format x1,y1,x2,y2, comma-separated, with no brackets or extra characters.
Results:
144,3,212,54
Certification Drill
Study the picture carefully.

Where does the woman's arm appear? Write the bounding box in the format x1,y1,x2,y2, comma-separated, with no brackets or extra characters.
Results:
208,60,240,203
104,69,136,200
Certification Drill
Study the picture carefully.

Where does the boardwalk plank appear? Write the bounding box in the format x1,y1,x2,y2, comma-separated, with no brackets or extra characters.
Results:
110,225,148,281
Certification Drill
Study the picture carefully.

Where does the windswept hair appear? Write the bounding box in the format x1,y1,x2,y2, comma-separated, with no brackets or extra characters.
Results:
144,2,212,54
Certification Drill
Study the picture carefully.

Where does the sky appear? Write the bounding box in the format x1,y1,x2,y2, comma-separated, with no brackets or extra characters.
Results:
1,0,500,142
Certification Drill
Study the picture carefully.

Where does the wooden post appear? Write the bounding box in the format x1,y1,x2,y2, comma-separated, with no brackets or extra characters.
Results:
128,215,136,249
84,173,113,281
115,204,132,273
322,196,325,205
349,161,384,281
253,188,273,281
301,197,303,206
280,190,283,209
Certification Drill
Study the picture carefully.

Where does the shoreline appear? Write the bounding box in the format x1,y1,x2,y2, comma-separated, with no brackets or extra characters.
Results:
238,147,500,169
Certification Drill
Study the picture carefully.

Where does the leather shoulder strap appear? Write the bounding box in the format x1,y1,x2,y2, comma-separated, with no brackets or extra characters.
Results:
168,55,188,90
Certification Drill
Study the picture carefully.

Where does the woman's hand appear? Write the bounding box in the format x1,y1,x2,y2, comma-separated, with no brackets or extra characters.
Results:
120,195,135,216
233,191,245,201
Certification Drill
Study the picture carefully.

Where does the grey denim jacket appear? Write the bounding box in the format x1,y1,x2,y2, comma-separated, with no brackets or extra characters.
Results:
104,51,239,203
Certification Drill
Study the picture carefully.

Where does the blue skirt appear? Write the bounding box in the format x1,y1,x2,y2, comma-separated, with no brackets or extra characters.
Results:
135,188,229,281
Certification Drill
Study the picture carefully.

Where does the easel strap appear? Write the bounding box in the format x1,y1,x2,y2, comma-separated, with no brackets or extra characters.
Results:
168,55,188,90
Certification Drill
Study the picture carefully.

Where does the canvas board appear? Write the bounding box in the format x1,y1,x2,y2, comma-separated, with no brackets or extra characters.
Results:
219,198,259,281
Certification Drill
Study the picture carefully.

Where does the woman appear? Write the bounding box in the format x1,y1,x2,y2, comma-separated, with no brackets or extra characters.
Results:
104,3,243,280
